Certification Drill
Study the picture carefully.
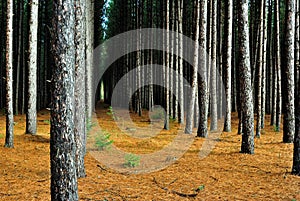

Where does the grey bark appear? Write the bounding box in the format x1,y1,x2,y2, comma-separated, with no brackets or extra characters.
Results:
5,0,14,148
75,0,87,178
238,0,255,154
223,0,233,132
197,0,208,138
26,0,39,135
210,0,218,131
283,0,296,143
50,0,78,200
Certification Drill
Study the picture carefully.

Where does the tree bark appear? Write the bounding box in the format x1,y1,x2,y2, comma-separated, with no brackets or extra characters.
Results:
74,0,87,178
5,0,14,148
223,0,233,132
50,0,78,199
26,0,39,135
238,0,255,154
283,0,296,143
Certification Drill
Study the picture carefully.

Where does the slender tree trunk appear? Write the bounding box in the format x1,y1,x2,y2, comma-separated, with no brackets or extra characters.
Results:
86,0,94,120
74,0,86,178
238,0,255,154
223,0,233,132
15,0,23,115
256,0,264,138
26,0,39,135
50,0,78,200
210,0,218,131
197,0,208,138
178,0,184,124
5,0,14,148
283,0,296,143
164,0,170,130
185,0,200,134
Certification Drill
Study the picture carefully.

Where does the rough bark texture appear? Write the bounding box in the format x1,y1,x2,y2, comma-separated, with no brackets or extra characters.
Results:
26,0,39,135
210,0,218,131
223,0,233,132
75,0,86,178
238,0,255,154
50,0,78,200
5,0,14,148
86,0,94,120
283,0,296,143
185,0,200,134
197,0,208,138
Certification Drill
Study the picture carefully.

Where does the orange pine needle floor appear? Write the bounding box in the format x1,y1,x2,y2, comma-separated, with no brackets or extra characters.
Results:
0,105,299,200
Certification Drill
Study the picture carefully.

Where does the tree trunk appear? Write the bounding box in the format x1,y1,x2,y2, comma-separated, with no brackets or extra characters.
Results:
223,0,233,132
50,0,78,199
26,0,39,135
238,0,255,154
86,0,94,120
164,0,170,130
210,0,218,131
75,0,86,178
185,0,200,134
256,0,264,138
178,0,184,124
197,0,208,138
5,0,14,148
283,0,296,143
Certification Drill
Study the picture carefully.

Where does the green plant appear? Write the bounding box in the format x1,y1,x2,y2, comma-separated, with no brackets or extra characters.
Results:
86,119,96,133
106,106,114,116
273,125,280,132
43,119,51,125
95,132,113,150
0,134,4,139
124,153,140,168
196,185,205,192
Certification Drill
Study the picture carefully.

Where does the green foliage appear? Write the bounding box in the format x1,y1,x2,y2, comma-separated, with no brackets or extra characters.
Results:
124,153,140,168
43,120,51,125
196,185,205,192
106,106,114,116
273,125,280,132
95,132,113,151
0,134,4,139
291,199,296,201
87,119,96,133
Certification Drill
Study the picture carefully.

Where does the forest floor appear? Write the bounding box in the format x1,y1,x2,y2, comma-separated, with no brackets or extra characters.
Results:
0,104,300,201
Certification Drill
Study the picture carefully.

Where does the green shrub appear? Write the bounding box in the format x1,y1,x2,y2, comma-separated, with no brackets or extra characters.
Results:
95,132,113,150
124,153,140,168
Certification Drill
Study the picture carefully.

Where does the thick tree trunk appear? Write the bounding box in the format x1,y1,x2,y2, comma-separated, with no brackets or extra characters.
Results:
238,0,255,154
26,0,39,135
283,0,296,143
50,0,78,200
5,0,14,148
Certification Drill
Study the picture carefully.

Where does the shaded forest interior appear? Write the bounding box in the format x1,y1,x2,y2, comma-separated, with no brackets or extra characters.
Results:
0,0,300,200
